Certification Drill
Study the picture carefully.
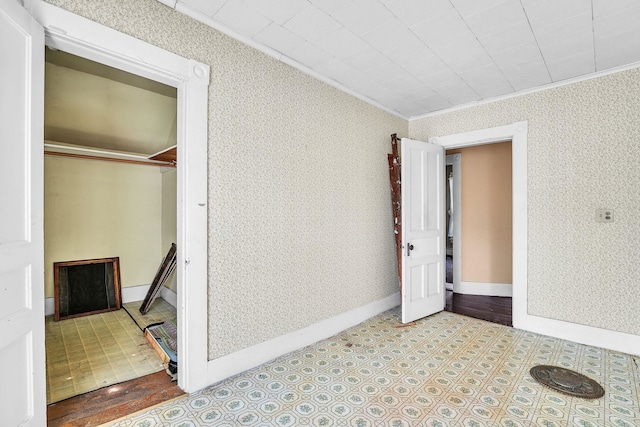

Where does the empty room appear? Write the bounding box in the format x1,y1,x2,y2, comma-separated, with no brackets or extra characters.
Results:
2,0,639,426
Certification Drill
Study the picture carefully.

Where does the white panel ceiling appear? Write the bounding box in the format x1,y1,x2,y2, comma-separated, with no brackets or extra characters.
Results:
175,0,640,118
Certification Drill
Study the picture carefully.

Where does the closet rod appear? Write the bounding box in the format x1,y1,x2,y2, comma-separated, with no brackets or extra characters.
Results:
44,150,175,168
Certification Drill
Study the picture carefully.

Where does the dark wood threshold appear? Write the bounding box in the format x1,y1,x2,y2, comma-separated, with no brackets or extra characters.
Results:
47,371,185,427
445,290,512,327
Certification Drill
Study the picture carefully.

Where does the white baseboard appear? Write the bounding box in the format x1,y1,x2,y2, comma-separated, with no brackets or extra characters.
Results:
453,281,513,297
122,283,152,303
205,292,401,385
516,313,640,357
160,287,177,308
44,284,177,316
44,298,55,316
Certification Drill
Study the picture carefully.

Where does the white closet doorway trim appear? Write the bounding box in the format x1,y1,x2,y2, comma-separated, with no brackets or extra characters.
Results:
28,1,210,393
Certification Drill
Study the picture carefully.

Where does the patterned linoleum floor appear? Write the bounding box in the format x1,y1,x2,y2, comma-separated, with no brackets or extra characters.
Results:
46,299,175,404
105,309,639,427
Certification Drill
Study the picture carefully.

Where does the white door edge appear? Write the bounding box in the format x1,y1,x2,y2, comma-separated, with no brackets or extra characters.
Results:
0,0,45,424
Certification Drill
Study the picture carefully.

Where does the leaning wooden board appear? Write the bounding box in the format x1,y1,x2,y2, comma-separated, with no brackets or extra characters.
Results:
140,243,177,314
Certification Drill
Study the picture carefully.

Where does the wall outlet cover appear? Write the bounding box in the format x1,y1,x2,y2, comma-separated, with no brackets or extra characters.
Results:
596,209,614,223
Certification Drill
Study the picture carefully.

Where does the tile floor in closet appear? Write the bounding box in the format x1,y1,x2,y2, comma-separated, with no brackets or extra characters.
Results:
46,298,175,404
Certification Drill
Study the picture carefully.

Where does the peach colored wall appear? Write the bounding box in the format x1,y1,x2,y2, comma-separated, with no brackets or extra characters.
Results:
447,141,512,284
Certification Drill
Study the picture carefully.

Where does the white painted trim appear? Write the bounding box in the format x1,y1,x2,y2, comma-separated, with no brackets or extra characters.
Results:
44,141,166,163
167,1,406,121
445,154,461,292
156,0,177,8
524,315,640,357
429,123,520,147
429,121,528,332
454,282,513,297
205,293,401,385
160,287,178,308
122,284,153,303
410,61,640,121
121,284,177,307
43,286,178,316
424,122,640,357
177,58,210,393
29,1,209,394
44,298,54,317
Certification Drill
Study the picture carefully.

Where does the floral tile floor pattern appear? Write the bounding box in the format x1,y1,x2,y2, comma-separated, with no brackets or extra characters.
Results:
105,309,640,427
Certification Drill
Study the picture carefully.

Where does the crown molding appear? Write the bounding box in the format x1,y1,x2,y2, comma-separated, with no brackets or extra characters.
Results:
410,60,640,121
168,1,407,121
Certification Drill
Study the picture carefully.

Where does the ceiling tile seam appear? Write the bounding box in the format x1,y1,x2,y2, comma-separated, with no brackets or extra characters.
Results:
449,2,516,95
409,58,640,122
360,5,473,103
172,0,408,120
282,1,473,106
372,0,452,98
464,43,515,95
424,2,488,101
315,1,422,88
516,0,552,84
519,0,571,84
306,1,438,101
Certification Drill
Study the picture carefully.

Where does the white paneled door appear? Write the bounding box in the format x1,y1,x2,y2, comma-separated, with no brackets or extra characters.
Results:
0,1,45,425
400,138,445,324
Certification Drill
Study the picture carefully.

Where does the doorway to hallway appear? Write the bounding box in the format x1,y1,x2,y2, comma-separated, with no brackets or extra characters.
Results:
442,142,513,326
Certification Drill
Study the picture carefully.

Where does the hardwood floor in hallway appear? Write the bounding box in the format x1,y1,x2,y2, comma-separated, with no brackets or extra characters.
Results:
445,290,512,326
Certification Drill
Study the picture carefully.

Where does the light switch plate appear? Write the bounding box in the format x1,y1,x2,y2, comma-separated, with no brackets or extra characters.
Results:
596,209,614,223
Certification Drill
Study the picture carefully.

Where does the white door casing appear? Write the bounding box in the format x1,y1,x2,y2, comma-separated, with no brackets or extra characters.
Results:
445,154,462,292
27,0,210,396
400,138,446,324
0,1,46,425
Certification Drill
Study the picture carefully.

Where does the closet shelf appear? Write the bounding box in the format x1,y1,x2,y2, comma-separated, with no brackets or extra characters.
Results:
148,145,176,164
44,141,176,167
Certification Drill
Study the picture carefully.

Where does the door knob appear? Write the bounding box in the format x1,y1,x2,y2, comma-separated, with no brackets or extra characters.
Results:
407,243,414,256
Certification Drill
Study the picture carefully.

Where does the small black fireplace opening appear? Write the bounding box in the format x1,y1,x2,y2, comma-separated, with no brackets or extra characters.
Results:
54,257,122,321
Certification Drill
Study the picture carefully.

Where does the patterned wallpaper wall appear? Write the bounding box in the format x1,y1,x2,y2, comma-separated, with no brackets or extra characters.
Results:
45,0,407,359
411,67,640,336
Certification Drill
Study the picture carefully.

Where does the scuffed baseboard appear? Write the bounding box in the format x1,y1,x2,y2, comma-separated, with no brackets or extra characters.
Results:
205,292,401,386
44,284,177,316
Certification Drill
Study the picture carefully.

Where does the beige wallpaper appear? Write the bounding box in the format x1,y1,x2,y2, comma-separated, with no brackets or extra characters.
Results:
43,0,407,359
411,67,640,336
44,155,163,297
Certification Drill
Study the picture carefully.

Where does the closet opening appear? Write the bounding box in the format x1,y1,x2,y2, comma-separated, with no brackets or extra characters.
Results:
44,48,183,421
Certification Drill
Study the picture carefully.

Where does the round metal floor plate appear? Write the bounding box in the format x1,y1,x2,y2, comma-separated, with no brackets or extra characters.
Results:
530,365,605,399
